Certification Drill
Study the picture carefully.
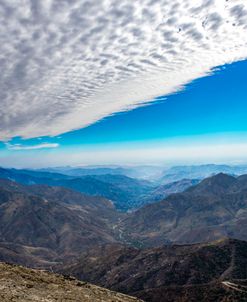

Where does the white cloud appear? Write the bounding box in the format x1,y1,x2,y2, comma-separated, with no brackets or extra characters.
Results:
6,143,59,150
0,0,247,140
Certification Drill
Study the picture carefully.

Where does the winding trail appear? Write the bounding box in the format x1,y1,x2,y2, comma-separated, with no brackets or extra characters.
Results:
222,281,247,293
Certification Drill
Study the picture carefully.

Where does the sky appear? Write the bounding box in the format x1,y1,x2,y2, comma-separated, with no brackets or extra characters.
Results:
1,59,247,167
0,0,247,167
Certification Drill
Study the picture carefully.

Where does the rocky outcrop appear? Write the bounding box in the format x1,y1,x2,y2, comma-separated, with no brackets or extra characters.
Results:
0,262,142,302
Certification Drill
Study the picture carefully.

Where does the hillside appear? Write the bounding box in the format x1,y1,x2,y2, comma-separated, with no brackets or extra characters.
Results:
1,174,247,301
119,173,247,246
0,179,122,266
0,262,142,302
60,238,247,302
3,173,247,263
140,178,200,205
0,167,153,211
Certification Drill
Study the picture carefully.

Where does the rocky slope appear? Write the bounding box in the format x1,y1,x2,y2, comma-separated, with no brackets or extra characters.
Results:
0,241,59,268
119,173,247,246
0,262,142,302
60,238,247,302
0,178,123,266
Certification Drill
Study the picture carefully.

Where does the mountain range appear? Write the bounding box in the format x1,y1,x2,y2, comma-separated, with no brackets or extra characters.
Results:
60,238,247,302
0,178,123,266
39,165,165,180
1,169,247,301
37,164,247,183
0,166,203,211
2,172,247,256
118,173,247,246
0,167,153,211
159,164,247,184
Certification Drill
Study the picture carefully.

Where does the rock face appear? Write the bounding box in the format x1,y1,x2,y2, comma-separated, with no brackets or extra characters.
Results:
60,238,247,302
0,262,142,302
120,173,247,246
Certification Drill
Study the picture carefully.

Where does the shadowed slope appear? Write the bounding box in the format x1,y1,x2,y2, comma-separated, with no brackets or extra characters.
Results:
61,238,247,302
119,173,247,246
0,178,122,266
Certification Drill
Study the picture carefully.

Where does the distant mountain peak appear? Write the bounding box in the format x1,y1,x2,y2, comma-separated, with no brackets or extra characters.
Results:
186,173,237,195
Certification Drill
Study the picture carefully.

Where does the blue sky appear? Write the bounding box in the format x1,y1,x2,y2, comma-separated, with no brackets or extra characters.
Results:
1,59,247,167
60,59,247,145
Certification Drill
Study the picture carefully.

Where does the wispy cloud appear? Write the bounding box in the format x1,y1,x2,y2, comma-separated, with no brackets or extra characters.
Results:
6,143,59,151
0,0,247,140
2,141,247,168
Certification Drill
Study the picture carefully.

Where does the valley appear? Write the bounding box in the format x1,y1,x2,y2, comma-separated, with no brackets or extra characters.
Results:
1,165,247,301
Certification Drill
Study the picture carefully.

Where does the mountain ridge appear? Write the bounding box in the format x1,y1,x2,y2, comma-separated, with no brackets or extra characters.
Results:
60,238,247,302
0,167,154,211
0,178,123,265
118,173,247,246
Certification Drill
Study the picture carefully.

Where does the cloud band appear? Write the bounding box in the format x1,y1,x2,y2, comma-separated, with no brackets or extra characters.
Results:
0,0,247,140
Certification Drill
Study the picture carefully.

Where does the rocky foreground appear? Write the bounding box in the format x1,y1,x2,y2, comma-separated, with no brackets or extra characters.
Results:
0,262,142,302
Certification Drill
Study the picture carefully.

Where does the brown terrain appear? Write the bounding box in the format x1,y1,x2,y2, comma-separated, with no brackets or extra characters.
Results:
1,174,247,301
0,262,142,302
60,238,247,301
119,173,247,246
0,178,123,267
